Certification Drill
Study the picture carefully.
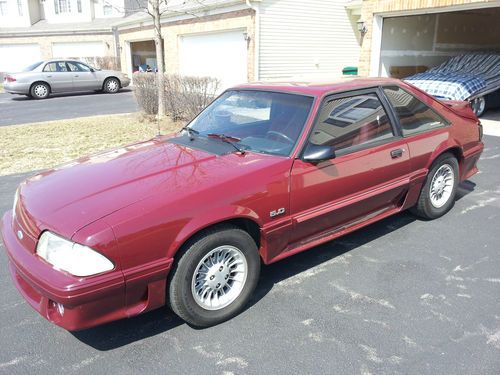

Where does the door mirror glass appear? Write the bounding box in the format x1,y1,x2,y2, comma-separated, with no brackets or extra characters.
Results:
302,144,336,163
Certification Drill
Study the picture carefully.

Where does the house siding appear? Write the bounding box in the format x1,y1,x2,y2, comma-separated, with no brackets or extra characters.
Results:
258,0,360,80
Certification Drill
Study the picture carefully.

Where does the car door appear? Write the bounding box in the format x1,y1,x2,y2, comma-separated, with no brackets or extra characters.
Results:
67,61,101,91
41,61,73,92
289,88,411,245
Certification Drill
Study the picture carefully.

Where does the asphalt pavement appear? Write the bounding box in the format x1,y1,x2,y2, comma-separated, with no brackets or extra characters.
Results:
0,137,499,374
0,89,138,126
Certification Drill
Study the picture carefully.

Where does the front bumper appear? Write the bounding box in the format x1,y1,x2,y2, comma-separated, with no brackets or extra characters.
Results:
1,211,126,331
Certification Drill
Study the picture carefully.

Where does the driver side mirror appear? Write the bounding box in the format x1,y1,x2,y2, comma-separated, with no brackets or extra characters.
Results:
90,68,95,72
302,143,336,163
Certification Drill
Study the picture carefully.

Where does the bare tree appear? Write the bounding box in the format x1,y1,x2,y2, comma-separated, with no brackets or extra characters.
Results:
110,0,207,118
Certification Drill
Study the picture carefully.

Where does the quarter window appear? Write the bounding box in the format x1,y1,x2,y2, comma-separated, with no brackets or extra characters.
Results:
383,86,447,136
309,93,394,153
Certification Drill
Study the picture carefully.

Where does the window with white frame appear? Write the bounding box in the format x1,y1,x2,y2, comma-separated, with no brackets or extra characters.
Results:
103,4,112,15
17,0,22,16
54,0,71,14
0,1,8,16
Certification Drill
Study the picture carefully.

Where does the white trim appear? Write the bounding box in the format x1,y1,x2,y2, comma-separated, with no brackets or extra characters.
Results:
116,2,250,31
373,2,500,17
369,15,383,77
246,0,259,81
381,50,457,57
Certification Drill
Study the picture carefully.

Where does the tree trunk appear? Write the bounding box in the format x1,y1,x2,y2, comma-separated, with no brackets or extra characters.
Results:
151,0,165,117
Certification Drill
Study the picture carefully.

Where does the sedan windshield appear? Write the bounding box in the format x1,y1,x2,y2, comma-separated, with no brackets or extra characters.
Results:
187,90,314,156
22,61,43,72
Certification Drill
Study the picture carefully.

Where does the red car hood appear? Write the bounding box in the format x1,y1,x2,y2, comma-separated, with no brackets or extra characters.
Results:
17,136,281,239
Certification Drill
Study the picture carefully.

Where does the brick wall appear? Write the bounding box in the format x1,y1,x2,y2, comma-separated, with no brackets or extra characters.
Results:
118,9,255,81
358,0,497,76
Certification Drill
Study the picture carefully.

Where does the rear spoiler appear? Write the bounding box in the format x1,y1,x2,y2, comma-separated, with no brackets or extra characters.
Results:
440,100,478,121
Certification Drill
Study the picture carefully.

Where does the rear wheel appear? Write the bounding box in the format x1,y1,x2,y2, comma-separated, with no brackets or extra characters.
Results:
30,82,50,99
103,78,120,93
168,225,260,327
411,153,459,219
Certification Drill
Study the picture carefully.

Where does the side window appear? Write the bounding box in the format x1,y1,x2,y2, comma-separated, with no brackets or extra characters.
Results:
383,86,447,136
43,62,68,72
67,62,81,72
309,93,394,153
43,63,57,72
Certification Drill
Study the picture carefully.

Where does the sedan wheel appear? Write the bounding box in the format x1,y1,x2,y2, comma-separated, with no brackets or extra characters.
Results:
411,153,459,219
103,78,120,93
169,225,260,327
30,83,50,99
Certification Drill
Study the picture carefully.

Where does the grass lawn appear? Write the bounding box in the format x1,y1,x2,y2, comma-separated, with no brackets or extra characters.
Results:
0,84,3,93
0,113,182,176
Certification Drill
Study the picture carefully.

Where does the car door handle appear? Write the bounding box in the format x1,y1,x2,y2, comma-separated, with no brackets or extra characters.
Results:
390,148,404,158
74,75,79,77
46,75,52,78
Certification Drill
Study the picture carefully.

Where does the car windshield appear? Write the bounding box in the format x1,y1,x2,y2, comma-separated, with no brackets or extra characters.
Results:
187,90,314,156
22,61,43,72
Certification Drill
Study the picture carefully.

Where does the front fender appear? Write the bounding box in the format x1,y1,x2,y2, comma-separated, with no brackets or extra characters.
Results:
166,205,263,259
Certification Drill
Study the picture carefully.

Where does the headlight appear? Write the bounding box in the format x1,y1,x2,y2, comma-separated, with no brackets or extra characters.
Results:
36,231,114,277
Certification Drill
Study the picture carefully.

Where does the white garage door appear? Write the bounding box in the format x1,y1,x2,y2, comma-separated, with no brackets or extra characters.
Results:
0,44,41,73
52,42,105,59
179,30,248,90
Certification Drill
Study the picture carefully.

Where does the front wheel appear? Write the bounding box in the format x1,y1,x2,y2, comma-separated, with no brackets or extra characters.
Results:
411,153,459,219
168,225,260,327
103,77,120,93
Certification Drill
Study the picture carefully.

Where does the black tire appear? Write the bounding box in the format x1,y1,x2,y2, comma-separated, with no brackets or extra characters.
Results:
103,77,120,93
411,153,459,219
30,82,50,99
168,224,260,327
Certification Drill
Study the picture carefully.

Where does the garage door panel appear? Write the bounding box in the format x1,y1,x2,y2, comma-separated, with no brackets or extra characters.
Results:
52,42,105,59
0,44,41,73
179,30,247,90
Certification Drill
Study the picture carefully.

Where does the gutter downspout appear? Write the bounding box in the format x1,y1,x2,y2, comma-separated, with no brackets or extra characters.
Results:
245,0,260,81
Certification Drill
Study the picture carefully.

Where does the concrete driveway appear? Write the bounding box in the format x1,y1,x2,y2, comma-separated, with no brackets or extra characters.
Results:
0,89,138,126
0,137,499,374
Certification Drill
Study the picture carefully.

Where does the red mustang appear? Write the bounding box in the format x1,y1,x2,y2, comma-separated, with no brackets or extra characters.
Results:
1,79,483,330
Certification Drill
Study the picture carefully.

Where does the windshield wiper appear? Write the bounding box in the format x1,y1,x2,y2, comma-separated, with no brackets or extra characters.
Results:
207,133,246,154
180,126,199,140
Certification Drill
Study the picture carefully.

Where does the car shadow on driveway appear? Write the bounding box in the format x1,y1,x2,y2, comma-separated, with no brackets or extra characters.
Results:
72,182,476,351
10,88,133,101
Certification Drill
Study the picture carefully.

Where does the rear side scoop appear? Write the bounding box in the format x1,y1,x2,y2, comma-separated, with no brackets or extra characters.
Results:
441,100,478,120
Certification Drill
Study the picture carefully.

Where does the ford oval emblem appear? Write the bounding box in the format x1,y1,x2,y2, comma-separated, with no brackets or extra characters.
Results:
17,230,23,240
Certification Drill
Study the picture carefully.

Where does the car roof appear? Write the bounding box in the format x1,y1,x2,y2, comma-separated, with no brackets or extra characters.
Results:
233,77,404,96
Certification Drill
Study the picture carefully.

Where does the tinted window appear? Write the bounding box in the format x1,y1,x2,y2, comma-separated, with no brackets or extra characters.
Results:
67,62,91,72
383,86,447,136
188,90,314,156
309,93,394,153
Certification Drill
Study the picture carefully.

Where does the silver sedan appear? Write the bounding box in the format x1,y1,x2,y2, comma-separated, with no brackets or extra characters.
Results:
3,60,131,99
